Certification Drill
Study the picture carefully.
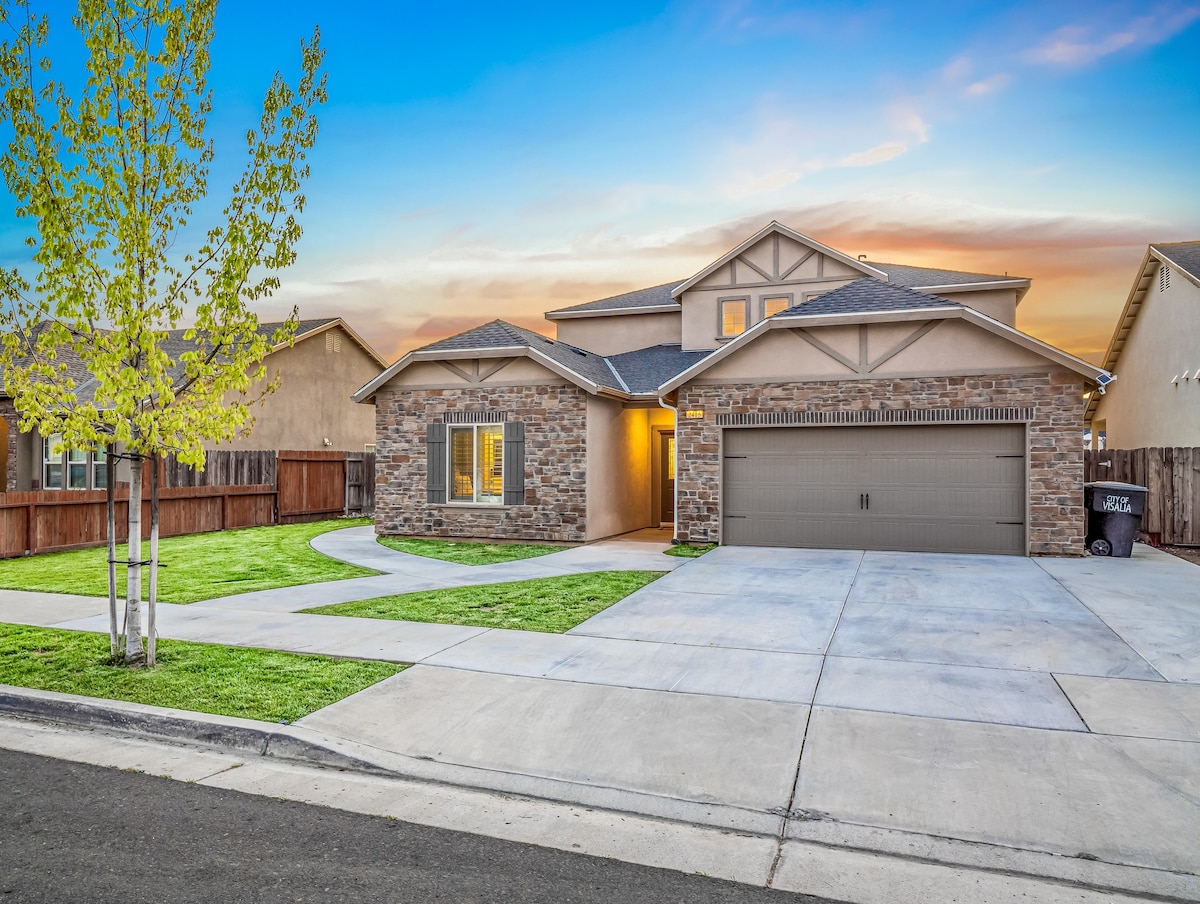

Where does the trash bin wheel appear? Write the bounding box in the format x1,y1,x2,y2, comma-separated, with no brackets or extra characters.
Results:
1090,538,1112,557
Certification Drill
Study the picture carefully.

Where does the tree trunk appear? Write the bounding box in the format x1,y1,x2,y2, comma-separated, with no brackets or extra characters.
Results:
147,454,159,667
124,454,144,664
106,444,118,658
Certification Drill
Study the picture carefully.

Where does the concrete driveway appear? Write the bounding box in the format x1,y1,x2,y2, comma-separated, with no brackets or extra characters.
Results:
297,541,1200,899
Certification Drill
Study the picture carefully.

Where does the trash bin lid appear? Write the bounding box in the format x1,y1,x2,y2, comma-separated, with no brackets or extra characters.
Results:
1084,481,1148,493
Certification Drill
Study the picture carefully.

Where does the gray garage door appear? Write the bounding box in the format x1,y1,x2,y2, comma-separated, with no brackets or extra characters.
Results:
722,425,1026,555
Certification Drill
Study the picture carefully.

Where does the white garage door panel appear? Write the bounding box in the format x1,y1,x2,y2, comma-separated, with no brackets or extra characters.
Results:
723,425,1026,555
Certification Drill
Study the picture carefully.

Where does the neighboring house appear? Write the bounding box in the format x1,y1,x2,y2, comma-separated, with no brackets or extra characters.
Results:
1087,242,1200,449
0,317,385,492
355,222,1110,556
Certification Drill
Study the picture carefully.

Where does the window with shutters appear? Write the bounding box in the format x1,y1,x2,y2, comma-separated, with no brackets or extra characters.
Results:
448,424,504,504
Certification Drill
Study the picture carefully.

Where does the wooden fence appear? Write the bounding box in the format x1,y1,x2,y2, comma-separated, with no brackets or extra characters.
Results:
0,485,275,558
1085,448,1199,546
0,449,378,559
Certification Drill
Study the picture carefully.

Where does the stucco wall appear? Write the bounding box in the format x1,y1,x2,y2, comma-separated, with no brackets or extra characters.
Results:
209,325,381,452
554,311,682,356
936,288,1018,325
1092,269,1200,447
698,318,1053,384
585,399,663,540
374,382,589,542
674,370,1086,556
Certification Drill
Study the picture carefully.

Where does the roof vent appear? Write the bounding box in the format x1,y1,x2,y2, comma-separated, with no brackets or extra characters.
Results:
1160,265,1171,293
573,348,587,356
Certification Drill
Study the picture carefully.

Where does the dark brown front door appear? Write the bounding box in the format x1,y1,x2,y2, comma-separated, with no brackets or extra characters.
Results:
660,431,675,522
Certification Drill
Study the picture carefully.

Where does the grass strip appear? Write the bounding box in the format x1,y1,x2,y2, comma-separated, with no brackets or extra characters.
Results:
0,518,376,604
664,543,717,558
303,570,665,634
0,623,404,723
377,535,569,566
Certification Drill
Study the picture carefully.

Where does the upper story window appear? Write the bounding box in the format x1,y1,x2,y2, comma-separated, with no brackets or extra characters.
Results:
42,435,107,490
449,424,503,504
762,296,791,318
720,298,749,337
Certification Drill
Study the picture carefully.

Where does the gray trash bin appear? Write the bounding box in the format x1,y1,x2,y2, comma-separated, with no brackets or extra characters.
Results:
1084,482,1147,557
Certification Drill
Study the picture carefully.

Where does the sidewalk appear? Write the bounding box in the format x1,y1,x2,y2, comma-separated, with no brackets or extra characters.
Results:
1,530,1198,902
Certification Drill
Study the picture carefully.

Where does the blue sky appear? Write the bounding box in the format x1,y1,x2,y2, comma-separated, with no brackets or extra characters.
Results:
7,1,1200,362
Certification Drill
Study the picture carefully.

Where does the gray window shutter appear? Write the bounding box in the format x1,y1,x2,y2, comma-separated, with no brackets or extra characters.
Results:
426,423,447,504
503,421,525,506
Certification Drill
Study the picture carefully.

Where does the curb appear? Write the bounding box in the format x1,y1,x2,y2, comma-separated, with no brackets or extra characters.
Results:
0,685,385,774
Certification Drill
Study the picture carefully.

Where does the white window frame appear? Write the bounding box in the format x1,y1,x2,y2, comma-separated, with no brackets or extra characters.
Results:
42,434,108,491
448,423,504,505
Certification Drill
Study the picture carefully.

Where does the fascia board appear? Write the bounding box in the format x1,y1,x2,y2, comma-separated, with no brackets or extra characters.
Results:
911,279,1031,294
670,222,888,299
544,304,680,321
277,318,390,368
959,308,1111,383
1152,245,1200,289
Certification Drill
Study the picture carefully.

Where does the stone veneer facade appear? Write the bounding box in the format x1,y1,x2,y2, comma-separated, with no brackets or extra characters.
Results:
374,382,589,543
0,399,17,492
674,370,1087,556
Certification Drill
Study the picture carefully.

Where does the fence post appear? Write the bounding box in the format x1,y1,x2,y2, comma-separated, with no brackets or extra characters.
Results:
26,503,35,555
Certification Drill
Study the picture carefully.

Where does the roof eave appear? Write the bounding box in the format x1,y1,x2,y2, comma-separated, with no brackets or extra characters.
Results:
670,222,888,299
545,303,681,321
911,278,1031,295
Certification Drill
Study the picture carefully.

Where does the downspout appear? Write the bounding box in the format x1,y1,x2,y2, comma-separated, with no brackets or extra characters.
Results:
658,392,680,544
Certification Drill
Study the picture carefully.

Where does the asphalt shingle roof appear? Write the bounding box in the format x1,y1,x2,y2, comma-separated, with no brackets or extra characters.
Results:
1153,242,1200,281
546,282,681,316
864,261,1025,288
773,278,962,318
418,320,627,392
606,344,712,394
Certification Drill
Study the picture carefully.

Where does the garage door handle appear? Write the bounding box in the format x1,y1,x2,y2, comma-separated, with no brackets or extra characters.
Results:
860,493,869,510
859,493,864,510
865,493,869,510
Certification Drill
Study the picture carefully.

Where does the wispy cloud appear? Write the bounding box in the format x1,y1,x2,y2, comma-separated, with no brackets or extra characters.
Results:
966,73,1011,96
1025,6,1200,67
839,143,908,167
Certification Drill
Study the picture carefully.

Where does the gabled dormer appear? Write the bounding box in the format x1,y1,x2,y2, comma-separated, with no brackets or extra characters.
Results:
672,222,888,351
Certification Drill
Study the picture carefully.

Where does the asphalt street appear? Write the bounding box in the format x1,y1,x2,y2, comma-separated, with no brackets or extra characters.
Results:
0,747,828,904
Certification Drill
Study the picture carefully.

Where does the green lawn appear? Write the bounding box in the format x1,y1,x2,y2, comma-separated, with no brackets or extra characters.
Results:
0,518,376,604
664,543,717,558
377,535,569,566
303,570,665,633
0,623,403,722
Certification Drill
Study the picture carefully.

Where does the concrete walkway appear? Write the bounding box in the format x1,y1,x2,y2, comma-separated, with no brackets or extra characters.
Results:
2,530,1199,901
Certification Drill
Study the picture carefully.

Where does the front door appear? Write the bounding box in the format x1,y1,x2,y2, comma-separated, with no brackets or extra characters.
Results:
660,431,675,523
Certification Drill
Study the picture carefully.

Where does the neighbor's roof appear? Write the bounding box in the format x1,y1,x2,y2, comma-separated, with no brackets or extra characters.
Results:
1,316,386,402
1152,241,1200,283
544,282,682,319
773,278,964,318
1085,240,1200,425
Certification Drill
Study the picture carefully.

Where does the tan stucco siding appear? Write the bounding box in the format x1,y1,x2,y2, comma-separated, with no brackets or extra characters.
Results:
210,326,380,452
697,319,1052,384
385,357,563,390
680,279,858,351
936,288,1018,325
585,398,651,540
1092,273,1200,447
554,311,682,356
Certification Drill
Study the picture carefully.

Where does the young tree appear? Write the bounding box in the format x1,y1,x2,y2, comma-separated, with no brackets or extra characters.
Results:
0,0,326,664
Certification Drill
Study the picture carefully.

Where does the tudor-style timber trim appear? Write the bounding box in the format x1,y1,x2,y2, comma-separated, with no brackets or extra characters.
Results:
671,221,888,298
657,305,1111,394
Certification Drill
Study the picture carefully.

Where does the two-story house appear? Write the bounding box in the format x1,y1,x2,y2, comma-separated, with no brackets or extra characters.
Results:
356,222,1109,556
